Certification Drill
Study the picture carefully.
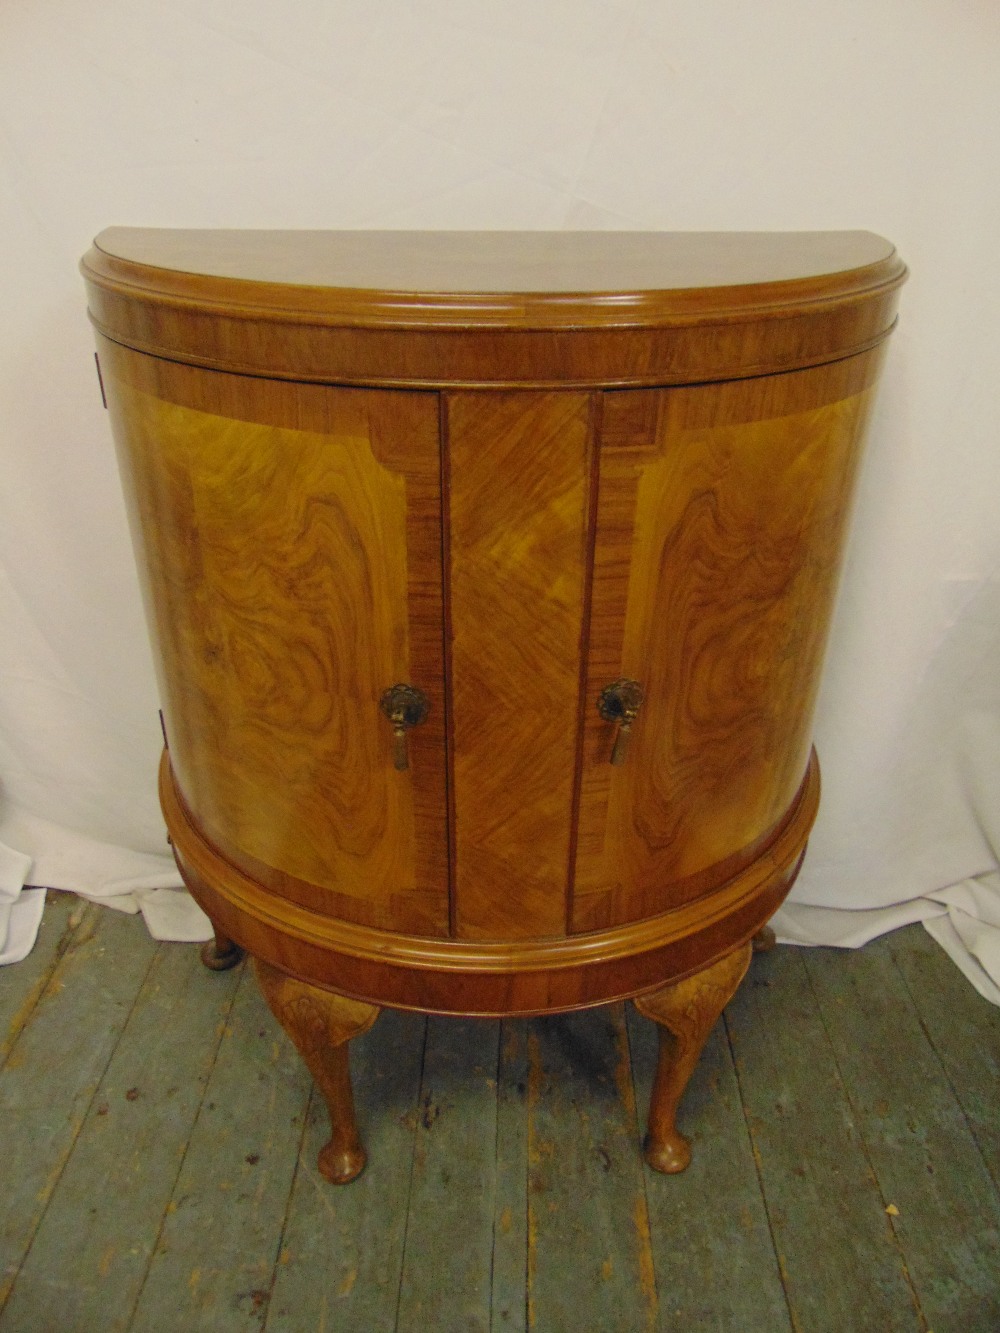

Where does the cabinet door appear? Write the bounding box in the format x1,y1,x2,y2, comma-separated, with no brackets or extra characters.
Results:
101,339,449,936
572,352,883,932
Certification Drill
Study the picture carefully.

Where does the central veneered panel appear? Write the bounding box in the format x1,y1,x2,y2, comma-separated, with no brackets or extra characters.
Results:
446,392,594,940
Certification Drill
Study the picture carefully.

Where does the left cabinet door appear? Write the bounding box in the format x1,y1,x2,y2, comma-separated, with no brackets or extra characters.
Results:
99,338,450,937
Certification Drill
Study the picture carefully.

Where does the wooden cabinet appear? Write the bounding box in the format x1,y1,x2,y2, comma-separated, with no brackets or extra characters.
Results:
83,229,905,1183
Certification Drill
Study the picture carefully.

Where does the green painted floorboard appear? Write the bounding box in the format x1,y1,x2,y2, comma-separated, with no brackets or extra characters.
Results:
804,935,1000,1331
890,925,1000,1193
0,907,159,1316
1,940,242,1333
725,945,925,1332
395,1017,501,1333
491,1018,529,1333
0,891,85,1066
264,1009,427,1333
126,964,308,1332
626,994,792,1332
525,1005,658,1333
2,911,999,1330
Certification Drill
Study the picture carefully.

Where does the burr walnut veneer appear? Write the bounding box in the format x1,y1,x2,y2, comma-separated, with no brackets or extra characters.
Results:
82,229,905,1181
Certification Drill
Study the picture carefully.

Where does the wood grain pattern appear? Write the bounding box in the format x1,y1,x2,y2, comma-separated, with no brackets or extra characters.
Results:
85,229,905,1196
101,339,449,937
573,350,883,931
82,230,905,388
447,391,593,940
86,228,901,303
84,288,902,392
165,744,815,1017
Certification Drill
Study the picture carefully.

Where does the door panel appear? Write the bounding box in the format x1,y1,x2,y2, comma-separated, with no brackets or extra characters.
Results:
446,391,594,940
572,352,883,932
101,339,449,936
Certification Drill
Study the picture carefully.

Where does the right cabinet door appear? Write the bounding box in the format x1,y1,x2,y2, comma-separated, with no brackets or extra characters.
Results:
571,350,884,933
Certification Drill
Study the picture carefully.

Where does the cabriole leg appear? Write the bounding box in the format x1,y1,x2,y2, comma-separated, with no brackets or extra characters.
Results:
200,924,243,971
253,959,379,1184
752,924,777,953
634,942,753,1174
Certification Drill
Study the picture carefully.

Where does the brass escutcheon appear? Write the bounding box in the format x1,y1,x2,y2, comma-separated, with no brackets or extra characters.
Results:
379,684,430,771
598,678,644,765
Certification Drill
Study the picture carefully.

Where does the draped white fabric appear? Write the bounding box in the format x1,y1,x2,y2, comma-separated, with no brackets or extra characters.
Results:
1,0,998,996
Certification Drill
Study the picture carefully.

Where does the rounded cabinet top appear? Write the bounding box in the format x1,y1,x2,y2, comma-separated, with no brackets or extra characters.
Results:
82,229,905,387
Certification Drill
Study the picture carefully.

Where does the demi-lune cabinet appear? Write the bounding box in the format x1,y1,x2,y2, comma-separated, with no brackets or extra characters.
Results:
82,229,905,1183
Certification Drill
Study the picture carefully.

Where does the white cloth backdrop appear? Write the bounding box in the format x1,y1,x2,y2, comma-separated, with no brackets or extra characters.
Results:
1,1,998,995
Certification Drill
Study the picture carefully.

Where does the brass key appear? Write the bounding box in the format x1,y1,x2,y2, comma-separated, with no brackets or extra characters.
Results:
597,679,644,766
379,684,429,771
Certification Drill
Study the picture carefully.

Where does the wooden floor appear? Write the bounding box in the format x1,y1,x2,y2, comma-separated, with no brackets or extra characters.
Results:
1,894,999,1331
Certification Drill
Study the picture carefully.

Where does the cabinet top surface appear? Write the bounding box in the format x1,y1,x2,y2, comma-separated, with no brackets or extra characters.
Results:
83,230,905,386
91,227,896,290
84,228,903,328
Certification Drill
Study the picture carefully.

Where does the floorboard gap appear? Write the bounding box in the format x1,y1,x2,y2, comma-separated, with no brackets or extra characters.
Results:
122,957,247,1331
800,951,930,1333
392,1015,428,1333
888,933,1000,1204
722,1007,800,1333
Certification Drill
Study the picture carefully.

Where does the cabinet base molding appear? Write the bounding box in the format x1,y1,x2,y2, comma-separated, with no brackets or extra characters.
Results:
162,748,816,1017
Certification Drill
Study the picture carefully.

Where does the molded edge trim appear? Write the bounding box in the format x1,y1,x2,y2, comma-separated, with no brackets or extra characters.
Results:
84,311,899,392
160,747,819,977
82,245,906,332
